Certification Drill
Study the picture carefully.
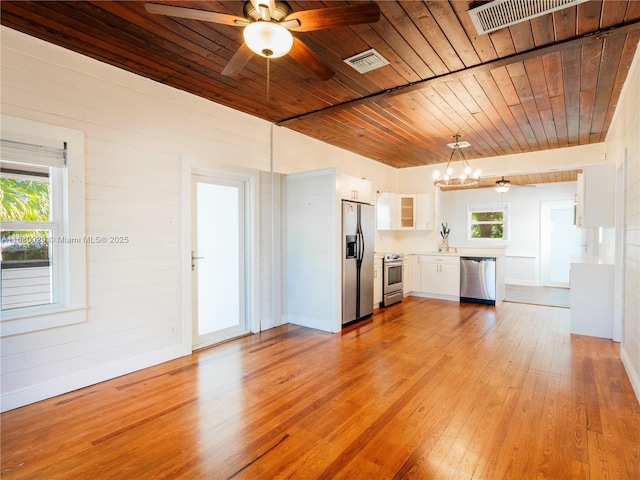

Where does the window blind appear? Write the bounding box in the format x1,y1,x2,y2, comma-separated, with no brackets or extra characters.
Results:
0,139,66,168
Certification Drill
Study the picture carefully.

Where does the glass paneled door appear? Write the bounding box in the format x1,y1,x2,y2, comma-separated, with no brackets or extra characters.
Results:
541,200,584,288
191,174,248,349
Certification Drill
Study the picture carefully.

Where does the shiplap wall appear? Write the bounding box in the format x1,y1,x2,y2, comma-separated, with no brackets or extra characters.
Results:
286,169,340,333
606,44,640,402
0,27,393,411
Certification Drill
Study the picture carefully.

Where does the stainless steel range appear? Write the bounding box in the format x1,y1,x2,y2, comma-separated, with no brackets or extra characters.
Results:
382,253,404,306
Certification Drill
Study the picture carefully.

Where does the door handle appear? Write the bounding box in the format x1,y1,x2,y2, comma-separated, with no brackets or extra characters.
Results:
191,251,205,271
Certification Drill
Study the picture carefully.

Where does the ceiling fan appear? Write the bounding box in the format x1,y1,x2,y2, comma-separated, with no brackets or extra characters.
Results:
144,1,381,80
495,176,535,192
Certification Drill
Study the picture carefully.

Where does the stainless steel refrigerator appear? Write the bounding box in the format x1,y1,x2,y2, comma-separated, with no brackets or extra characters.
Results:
342,200,374,325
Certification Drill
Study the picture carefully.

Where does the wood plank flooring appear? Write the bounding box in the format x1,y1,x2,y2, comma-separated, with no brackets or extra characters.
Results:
2,297,639,479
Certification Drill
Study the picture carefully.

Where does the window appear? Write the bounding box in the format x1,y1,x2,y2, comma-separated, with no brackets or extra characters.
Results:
467,203,509,241
1,143,64,310
1,115,86,336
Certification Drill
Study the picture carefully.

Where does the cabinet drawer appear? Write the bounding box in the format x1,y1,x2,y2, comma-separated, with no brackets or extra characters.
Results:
418,255,459,265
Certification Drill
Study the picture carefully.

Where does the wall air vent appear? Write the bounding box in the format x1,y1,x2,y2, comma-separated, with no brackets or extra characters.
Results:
469,0,589,35
344,49,389,74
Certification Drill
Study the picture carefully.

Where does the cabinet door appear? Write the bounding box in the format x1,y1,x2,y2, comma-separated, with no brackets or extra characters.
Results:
411,256,421,292
439,263,461,296
342,174,372,204
373,259,383,306
354,177,373,204
582,165,615,227
420,262,439,295
399,195,416,229
341,174,358,201
415,193,434,230
403,257,412,294
376,192,400,230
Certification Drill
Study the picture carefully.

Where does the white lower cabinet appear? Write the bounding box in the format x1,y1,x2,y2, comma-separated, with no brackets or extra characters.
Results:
403,255,412,295
417,255,460,300
374,256,383,308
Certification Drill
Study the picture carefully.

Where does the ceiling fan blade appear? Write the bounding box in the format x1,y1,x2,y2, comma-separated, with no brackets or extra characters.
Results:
289,37,334,80
284,3,380,32
221,43,255,77
145,3,249,27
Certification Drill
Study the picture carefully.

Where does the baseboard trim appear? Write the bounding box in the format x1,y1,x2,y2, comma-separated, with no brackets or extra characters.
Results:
621,346,640,405
1,344,185,413
505,280,540,287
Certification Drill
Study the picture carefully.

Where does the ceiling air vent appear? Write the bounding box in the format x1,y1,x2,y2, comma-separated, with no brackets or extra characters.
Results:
469,0,589,35
344,49,389,74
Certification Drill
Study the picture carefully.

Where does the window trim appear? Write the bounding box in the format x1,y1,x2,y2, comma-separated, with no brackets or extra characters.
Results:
466,203,510,243
1,115,86,336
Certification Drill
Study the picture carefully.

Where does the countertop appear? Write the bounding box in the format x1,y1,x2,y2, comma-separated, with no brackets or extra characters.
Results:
410,247,506,258
570,255,615,265
375,247,506,259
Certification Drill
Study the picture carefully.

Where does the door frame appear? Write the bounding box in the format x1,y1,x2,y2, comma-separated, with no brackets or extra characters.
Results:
180,156,260,355
613,152,627,343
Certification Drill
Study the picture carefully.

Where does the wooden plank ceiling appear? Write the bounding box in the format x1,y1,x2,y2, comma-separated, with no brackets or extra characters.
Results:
442,169,581,190
1,1,639,175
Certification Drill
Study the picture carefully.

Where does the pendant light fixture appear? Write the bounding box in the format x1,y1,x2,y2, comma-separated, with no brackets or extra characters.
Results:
433,134,481,188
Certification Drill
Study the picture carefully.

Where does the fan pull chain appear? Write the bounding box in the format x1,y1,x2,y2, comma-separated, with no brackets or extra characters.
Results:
266,58,271,102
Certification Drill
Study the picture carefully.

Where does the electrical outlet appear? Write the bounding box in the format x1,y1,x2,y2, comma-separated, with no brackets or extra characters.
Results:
165,236,178,249
169,324,177,337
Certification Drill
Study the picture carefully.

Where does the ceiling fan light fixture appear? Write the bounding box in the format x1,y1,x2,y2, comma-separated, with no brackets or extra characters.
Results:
243,21,293,58
495,177,511,193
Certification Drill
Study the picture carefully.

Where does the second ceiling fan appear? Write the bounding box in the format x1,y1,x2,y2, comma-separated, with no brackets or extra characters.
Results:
145,1,381,80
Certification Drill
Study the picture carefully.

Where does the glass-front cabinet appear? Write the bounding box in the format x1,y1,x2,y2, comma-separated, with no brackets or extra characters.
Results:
376,192,433,231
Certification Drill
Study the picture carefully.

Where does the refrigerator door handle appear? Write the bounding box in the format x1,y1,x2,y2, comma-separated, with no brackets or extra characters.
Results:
356,224,364,264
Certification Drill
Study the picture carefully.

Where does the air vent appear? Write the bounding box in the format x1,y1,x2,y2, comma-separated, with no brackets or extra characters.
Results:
344,49,389,74
469,0,589,35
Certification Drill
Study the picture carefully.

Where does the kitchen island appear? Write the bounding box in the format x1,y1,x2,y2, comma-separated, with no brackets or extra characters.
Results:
570,256,614,339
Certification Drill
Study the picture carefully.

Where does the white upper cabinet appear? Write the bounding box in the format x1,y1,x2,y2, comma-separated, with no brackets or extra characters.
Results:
376,192,434,230
575,165,615,228
377,192,414,230
415,193,434,231
341,174,373,204
376,192,397,230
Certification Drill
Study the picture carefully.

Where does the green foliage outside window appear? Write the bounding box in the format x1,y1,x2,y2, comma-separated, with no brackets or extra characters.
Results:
1,176,51,261
1,177,50,221
470,210,505,239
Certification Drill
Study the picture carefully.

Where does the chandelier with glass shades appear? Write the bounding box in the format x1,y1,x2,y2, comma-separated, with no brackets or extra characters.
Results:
433,134,481,188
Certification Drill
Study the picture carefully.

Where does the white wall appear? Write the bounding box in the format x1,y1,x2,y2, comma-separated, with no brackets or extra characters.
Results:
0,27,392,411
274,127,399,253
440,182,577,285
606,43,640,402
394,144,607,256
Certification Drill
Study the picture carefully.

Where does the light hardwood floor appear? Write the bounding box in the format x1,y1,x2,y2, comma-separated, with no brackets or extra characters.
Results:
2,297,639,479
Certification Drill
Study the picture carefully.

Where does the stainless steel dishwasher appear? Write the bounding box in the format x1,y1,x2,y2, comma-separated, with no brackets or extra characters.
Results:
460,257,496,305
